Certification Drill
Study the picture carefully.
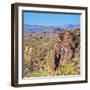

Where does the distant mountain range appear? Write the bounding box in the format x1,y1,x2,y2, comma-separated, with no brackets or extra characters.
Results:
24,24,80,33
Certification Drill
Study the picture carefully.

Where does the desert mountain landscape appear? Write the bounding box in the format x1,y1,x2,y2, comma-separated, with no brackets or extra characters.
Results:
24,25,80,77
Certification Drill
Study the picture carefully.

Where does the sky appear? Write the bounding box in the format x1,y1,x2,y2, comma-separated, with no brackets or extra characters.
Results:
23,11,80,26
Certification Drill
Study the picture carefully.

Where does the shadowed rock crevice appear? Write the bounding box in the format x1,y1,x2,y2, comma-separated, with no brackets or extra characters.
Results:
54,50,61,71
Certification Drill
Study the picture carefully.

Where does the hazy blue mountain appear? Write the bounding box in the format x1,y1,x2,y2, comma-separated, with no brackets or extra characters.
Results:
24,24,80,33
61,24,80,30
53,28,65,32
24,24,46,33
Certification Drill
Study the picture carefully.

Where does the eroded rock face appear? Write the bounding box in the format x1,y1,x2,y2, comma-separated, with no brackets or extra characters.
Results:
51,30,80,70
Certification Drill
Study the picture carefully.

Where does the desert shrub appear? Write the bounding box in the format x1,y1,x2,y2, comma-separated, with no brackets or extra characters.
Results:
56,59,80,76
25,70,50,77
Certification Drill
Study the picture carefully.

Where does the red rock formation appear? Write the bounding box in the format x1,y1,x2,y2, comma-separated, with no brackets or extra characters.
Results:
51,30,80,70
